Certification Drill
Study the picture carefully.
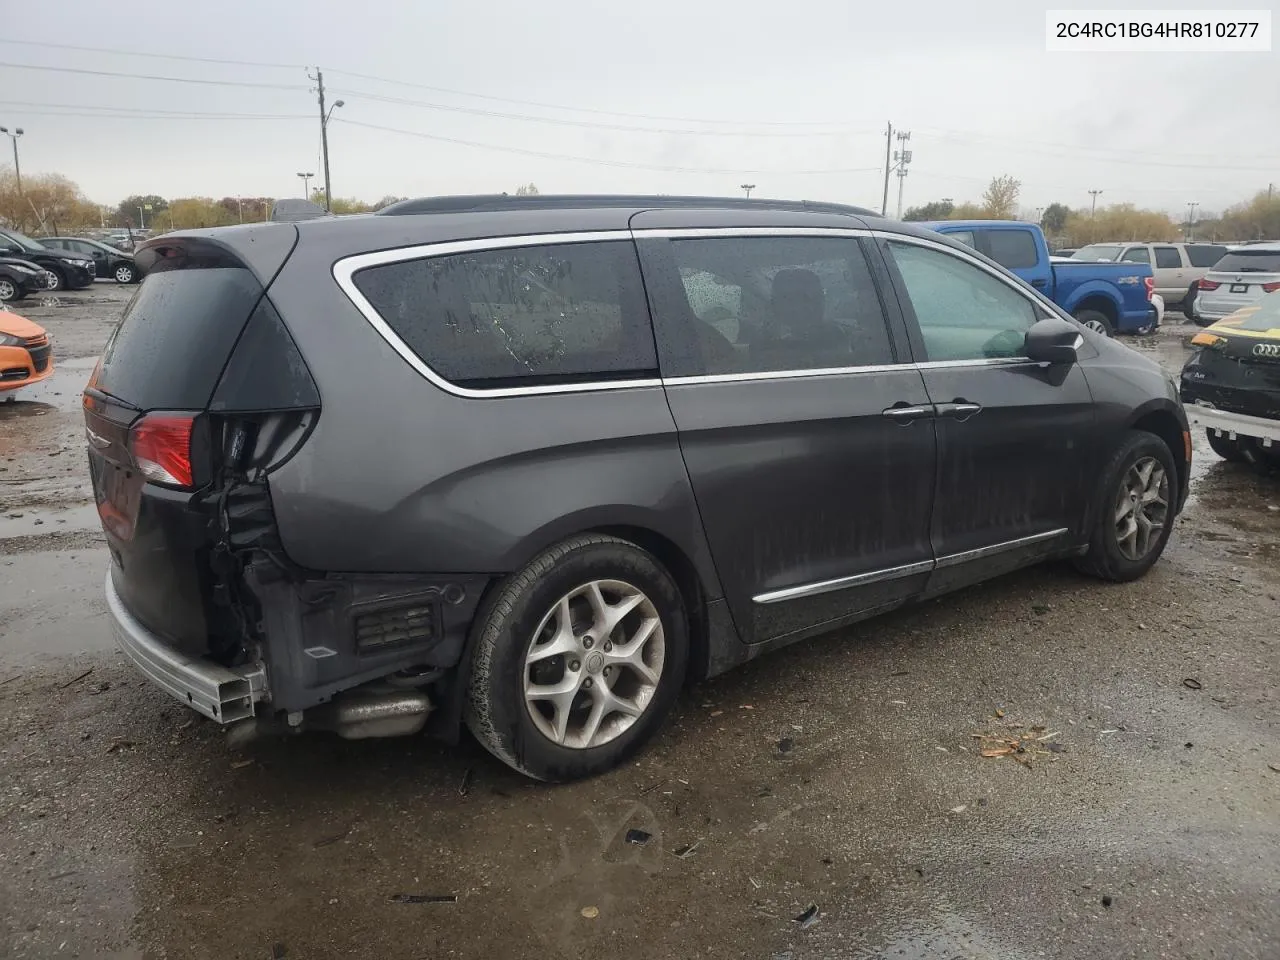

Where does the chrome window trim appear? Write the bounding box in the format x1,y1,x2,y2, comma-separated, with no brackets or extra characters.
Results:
332,230,662,400
752,528,1069,605
663,363,907,386
632,226,873,240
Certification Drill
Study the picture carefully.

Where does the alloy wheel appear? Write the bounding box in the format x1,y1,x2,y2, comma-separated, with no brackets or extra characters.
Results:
1113,456,1169,561
44,271,61,291
115,265,134,283
1083,319,1108,334
523,579,665,749
0,279,15,301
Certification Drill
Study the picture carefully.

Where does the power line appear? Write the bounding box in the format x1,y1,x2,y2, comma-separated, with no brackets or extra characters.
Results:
332,117,882,175
0,38,306,70
332,87,871,138
0,61,308,90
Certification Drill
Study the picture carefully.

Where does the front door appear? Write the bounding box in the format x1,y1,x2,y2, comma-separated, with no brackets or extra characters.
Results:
877,236,1096,593
637,229,938,644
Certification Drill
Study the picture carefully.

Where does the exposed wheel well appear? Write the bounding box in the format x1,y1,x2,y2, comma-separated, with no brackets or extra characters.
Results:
1132,411,1188,501
592,524,711,683
1074,296,1117,322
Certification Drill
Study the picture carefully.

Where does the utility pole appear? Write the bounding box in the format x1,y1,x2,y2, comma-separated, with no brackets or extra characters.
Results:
309,69,344,213
1088,189,1103,218
740,183,755,198
1269,183,1274,203
1186,200,1198,241
893,130,912,220
297,171,314,200
0,126,23,193
236,197,244,223
880,121,893,217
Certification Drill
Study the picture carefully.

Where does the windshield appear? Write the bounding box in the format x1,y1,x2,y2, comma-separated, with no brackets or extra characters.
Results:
0,230,49,254
1071,244,1125,262
1212,249,1280,274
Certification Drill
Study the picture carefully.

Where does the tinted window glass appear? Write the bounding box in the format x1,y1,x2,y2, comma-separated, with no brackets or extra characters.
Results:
98,267,264,410
664,236,894,375
1187,245,1228,268
888,241,1038,361
1212,249,1280,273
1154,247,1182,269
353,241,656,388
1120,247,1151,264
947,231,976,249
983,229,1038,269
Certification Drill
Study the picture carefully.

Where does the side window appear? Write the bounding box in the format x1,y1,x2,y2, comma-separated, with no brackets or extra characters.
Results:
663,236,895,376
1187,245,1227,268
946,230,977,249
983,229,1038,270
1154,247,1182,269
73,241,97,255
887,241,1039,362
1120,247,1151,264
44,239,66,250
351,240,657,388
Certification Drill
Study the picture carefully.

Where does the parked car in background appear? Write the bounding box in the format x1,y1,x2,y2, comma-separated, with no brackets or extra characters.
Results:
0,308,53,395
928,221,1155,335
0,257,50,303
1053,247,1078,258
1192,243,1280,327
1071,242,1229,312
89,194,1190,781
43,237,141,284
0,229,95,291
1181,290,1280,471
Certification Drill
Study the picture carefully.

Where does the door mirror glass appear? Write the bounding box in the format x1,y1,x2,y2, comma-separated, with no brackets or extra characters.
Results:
1024,317,1081,364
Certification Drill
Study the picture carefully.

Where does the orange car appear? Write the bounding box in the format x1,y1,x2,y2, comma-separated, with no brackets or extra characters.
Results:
0,309,53,393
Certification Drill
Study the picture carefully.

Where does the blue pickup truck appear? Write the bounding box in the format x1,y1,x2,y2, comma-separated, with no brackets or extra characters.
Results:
927,220,1156,336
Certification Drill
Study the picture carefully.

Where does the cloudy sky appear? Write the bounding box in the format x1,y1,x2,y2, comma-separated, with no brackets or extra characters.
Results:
0,0,1275,216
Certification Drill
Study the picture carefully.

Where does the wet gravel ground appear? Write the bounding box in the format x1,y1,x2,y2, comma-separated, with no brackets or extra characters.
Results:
1,290,1277,959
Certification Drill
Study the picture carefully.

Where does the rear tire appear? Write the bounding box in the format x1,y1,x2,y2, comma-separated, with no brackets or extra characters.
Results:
1183,284,1199,322
1075,308,1114,337
1205,429,1246,463
1075,430,1178,583
465,534,689,782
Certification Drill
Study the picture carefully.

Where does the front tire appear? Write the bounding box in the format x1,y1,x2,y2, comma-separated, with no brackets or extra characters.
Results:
44,268,65,292
1075,431,1178,582
113,263,137,284
0,278,21,302
465,534,689,782
1205,429,1245,463
1075,308,1114,337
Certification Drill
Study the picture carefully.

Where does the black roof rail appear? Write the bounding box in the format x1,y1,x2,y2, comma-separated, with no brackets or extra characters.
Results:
376,194,879,218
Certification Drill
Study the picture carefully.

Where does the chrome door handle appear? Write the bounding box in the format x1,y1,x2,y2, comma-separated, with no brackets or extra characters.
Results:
936,401,983,421
881,404,933,423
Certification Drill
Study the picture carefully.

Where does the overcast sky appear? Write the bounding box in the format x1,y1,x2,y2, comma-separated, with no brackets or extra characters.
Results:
0,0,1275,216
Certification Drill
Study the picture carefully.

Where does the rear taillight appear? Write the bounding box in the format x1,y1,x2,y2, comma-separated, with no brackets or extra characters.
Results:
129,413,196,488
1143,276,1154,300
1198,278,1221,291
1261,281,1280,293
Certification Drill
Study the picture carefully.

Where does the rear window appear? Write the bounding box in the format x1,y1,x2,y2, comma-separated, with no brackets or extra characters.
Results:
1187,245,1228,267
1211,249,1280,274
352,240,657,388
982,229,1038,269
98,267,264,410
1072,244,1124,262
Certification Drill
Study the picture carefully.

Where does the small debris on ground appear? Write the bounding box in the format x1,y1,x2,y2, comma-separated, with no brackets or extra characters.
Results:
313,827,350,848
1268,763,1280,773
230,759,254,770
777,737,794,754
625,828,652,846
89,681,111,695
1031,603,1051,615
458,767,474,797
389,894,456,904
1101,895,1113,908
673,839,703,859
59,668,93,689
793,904,819,929
106,737,135,753
580,905,599,919
1182,677,1203,690
973,726,1061,766
950,804,967,813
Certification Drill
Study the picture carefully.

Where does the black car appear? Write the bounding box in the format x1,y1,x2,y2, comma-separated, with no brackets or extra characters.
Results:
44,237,141,284
0,229,95,291
0,256,49,303
89,194,1191,782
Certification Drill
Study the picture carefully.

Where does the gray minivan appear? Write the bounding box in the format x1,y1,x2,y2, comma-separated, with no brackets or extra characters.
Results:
87,195,1190,781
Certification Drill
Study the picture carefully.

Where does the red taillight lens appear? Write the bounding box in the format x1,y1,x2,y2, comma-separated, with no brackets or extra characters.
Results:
1261,281,1280,293
129,413,195,488
1143,276,1154,300
1198,278,1221,291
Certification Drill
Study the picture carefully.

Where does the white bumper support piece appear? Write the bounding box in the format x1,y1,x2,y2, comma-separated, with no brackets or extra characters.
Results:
105,570,267,723
1186,404,1280,446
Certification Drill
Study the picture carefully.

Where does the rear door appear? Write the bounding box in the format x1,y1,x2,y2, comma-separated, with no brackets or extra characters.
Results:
876,234,1095,592
1152,245,1186,300
636,226,937,644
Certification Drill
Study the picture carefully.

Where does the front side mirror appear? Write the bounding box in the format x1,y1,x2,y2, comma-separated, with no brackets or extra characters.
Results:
1024,316,1082,364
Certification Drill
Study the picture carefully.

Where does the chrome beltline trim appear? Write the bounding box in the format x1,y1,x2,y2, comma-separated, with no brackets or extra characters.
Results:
753,528,1069,604
632,226,873,240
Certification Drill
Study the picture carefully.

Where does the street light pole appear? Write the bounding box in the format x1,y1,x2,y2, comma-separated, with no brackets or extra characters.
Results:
740,183,755,198
297,171,314,200
1186,200,1198,241
0,126,24,193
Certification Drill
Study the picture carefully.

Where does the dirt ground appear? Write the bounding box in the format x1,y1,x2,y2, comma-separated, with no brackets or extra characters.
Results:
1,286,1277,960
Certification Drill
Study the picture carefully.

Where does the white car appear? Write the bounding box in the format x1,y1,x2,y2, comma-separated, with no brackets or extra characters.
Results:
1193,243,1280,327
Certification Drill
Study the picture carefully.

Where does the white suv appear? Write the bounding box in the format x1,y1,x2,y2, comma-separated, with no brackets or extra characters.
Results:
1193,243,1280,326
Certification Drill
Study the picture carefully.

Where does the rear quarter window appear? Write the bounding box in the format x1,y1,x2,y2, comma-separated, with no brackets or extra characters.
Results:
982,229,1038,270
351,240,658,388
1187,245,1228,268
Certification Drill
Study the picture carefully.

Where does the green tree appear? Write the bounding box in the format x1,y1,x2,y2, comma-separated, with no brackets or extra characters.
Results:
981,175,1021,218
1041,202,1070,234
902,199,954,221
165,197,236,230
116,194,168,228
374,195,406,210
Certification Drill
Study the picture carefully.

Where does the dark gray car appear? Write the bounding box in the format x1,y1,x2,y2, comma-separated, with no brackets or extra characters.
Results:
84,195,1191,781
